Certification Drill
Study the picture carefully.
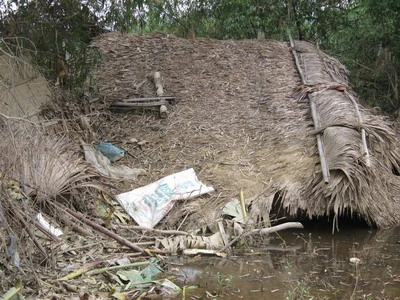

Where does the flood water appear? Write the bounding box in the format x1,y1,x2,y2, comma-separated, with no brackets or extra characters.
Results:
166,226,400,299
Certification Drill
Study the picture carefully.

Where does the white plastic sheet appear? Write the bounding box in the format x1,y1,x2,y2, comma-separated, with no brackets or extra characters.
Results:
116,168,214,228
83,143,146,181
36,213,63,237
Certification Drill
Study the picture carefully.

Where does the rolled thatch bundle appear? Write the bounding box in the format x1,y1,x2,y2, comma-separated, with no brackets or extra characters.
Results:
89,32,400,229
287,41,400,228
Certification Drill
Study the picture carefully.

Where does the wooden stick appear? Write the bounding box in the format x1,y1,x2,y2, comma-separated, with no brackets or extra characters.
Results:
58,260,102,281
160,105,168,118
53,202,145,254
344,90,371,167
239,190,247,220
4,198,48,258
111,100,168,107
154,72,170,118
115,96,176,103
56,211,93,236
86,261,150,276
219,222,303,253
153,72,164,97
60,242,103,254
249,245,302,252
309,94,330,183
119,224,188,236
217,221,232,256
248,222,304,235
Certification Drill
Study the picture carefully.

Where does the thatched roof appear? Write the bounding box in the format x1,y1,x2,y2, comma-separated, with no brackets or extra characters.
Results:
88,32,400,229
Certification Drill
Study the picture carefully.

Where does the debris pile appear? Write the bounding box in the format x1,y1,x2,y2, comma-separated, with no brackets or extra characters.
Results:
89,32,400,229
1,32,400,298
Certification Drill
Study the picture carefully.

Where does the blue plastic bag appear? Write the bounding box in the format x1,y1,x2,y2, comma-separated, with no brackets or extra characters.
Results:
95,142,125,162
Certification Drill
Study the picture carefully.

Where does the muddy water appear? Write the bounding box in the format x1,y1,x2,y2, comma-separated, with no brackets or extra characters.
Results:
167,226,400,299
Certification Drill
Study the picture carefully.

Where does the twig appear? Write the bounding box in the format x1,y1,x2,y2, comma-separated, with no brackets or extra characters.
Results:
248,222,304,235
111,100,168,107
239,190,247,220
53,201,145,254
350,262,360,300
177,212,189,231
60,242,103,254
218,221,232,256
0,112,38,125
86,261,150,276
4,198,48,258
344,90,371,167
219,222,303,253
56,211,93,236
113,96,175,103
119,224,188,236
58,260,102,281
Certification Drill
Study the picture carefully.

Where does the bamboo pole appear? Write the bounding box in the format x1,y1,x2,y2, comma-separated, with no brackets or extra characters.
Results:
154,72,164,97
154,72,168,118
219,222,303,253
288,33,330,183
116,96,175,103
53,201,145,254
111,100,168,107
344,90,371,167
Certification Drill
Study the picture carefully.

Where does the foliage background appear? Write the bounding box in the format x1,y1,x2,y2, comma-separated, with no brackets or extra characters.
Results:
0,0,399,115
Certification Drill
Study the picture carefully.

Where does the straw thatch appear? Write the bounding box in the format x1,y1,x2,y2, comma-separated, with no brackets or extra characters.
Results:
88,32,400,229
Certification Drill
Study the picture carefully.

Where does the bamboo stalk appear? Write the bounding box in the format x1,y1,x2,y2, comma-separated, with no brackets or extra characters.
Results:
344,90,371,167
58,261,102,281
154,72,164,97
86,261,150,276
53,201,145,254
309,94,330,183
217,221,232,256
1,286,23,300
154,72,169,118
111,100,168,107
4,198,48,259
239,190,247,220
116,96,175,102
219,222,304,253
118,224,188,236
249,222,304,235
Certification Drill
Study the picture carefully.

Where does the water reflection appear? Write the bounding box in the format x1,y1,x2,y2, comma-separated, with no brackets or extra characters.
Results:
166,227,400,299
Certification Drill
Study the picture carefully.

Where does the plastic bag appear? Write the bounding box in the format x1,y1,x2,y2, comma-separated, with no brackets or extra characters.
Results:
116,168,214,228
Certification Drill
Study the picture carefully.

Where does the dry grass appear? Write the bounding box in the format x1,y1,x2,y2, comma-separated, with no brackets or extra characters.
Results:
0,118,89,199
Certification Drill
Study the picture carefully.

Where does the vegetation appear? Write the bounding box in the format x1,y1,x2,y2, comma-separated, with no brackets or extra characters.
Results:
0,0,399,115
